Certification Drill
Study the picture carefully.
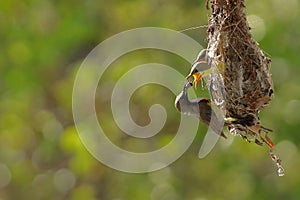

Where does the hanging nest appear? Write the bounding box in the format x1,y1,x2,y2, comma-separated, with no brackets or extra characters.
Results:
205,0,284,176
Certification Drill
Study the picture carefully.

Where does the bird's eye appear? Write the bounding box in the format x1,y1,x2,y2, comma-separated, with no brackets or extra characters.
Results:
193,69,198,74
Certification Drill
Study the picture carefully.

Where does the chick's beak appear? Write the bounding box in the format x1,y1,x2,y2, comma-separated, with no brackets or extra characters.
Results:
185,72,202,87
192,73,202,87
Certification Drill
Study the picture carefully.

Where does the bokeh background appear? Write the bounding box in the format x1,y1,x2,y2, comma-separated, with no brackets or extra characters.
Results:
1,0,300,199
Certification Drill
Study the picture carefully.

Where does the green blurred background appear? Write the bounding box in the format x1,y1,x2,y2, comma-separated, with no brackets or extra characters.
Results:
1,0,300,199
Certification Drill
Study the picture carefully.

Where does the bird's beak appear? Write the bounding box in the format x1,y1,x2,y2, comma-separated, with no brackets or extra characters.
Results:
192,73,202,87
186,72,203,87
185,73,192,79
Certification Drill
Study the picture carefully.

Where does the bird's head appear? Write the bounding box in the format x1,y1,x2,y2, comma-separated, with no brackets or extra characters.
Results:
174,81,193,112
186,61,209,87
192,49,207,66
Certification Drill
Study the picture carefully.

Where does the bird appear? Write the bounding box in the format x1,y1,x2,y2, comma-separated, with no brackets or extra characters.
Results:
185,61,212,87
186,49,225,87
186,49,213,87
175,81,227,138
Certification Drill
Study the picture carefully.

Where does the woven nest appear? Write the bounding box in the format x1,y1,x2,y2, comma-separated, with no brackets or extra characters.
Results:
205,0,284,176
206,0,274,145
